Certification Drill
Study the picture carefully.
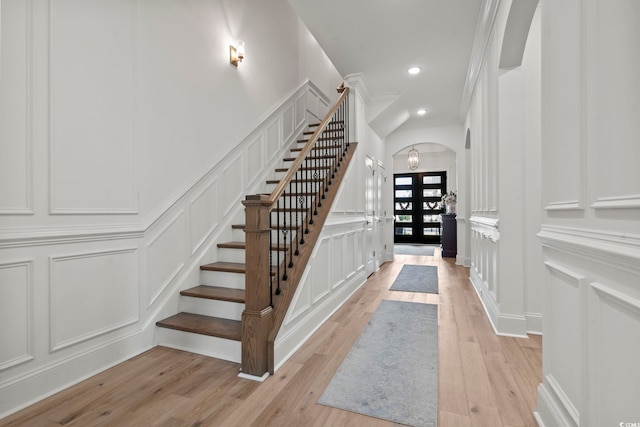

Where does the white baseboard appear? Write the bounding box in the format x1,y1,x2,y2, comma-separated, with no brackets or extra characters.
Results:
0,332,150,419
469,268,528,338
535,376,579,427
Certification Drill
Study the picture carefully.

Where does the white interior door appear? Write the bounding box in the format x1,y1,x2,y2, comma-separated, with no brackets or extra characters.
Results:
375,162,386,270
364,156,375,276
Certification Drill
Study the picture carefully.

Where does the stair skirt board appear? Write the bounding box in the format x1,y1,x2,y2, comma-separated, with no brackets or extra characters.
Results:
157,328,241,364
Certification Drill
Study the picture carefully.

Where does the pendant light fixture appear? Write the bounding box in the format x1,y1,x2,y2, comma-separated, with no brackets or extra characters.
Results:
407,146,419,170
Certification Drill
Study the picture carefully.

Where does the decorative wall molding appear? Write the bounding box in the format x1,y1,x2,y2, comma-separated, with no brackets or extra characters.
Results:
539,225,640,274
470,215,500,241
0,0,34,216
188,177,220,256
459,0,501,118
49,248,139,351
48,0,137,216
0,259,34,371
146,210,186,306
536,375,580,427
544,201,582,211
590,194,640,210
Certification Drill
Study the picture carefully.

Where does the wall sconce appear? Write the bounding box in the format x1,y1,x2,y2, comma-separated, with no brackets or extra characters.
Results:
407,147,419,170
230,40,245,67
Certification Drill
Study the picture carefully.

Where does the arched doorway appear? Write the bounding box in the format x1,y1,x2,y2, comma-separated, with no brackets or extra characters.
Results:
392,143,456,244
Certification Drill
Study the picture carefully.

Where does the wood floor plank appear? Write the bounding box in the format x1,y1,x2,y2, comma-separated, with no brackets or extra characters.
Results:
1,249,542,427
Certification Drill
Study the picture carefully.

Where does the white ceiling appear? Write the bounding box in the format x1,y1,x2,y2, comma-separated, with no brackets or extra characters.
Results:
289,0,484,137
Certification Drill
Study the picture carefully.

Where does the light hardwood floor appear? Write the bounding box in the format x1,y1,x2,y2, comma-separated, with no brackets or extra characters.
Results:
1,248,542,427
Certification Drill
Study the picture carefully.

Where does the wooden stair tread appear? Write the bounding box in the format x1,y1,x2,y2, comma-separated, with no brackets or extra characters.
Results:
218,241,288,251
180,285,245,303
291,144,342,152
232,223,300,231
156,312,241,341
200,261,277,276
266,178,324,184
275,166,330,172
283,155,334,161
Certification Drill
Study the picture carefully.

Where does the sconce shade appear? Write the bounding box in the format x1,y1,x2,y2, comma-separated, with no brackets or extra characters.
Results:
407,147,419,170
230,40,245,66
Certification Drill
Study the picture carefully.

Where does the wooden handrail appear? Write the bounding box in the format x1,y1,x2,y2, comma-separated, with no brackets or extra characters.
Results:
241,84,351,377
267,87,349,206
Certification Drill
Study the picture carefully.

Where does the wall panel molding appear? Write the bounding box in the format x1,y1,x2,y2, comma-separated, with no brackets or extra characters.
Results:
49,0,137,215
0,0,33,215
49,248,139,351
146,210,186,306
0,259,34,371
539,225,640,274
590,195,640,210
188,177,220,256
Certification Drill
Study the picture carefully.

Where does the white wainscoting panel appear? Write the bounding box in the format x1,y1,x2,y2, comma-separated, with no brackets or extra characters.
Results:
0,260,33,370
331,234,345,289
266,119,281,163
295,94,306,129
246,134,265,188
49,248,139,351
146,211,186,306
49,0,136,214
221,152,245,217
544,261,584,411
587,282,640,426
283,104,295,143
541,0,585,211
344,231,356,280
311,237,331,303
0,0,32,215
586,0,640,211
188,177,220,256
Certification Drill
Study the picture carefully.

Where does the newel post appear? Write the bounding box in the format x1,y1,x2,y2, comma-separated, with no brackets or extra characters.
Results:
241,194,273,377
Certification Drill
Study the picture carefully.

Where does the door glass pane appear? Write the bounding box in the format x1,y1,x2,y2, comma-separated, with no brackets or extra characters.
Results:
423,176,442,184
395,214,412,223
423,214,441,223
395,227,413,236
395,177,412,186
423,189,442,198
423,227,440,236
395,189,412,198
423,201,442,211
395,202,412,211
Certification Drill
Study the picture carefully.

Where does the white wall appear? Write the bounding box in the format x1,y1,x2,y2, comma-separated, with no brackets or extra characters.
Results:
0,0,344,417
535,0,640,425
393,148,457,192
465,0,543,337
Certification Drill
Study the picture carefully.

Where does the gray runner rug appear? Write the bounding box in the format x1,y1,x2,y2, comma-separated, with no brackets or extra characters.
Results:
390,264,439,294
318,300,438,427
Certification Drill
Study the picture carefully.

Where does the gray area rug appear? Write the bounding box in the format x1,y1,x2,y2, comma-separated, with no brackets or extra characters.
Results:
318,300,438,427
394,244,437,256
390,264,439,294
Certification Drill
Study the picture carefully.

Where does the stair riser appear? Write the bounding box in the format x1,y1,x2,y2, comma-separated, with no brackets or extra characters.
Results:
231,228,303,244
180,297,244,321
157,328,241,363
218,247,287,266
200,270,245,288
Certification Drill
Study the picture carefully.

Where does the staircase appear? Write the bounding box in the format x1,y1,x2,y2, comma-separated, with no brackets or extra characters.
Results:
156,86,354,378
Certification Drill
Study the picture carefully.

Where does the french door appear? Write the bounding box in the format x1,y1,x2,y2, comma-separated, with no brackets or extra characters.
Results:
393,172,447,244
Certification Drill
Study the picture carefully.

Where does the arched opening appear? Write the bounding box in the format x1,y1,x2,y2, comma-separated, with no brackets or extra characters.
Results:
391,143,456,246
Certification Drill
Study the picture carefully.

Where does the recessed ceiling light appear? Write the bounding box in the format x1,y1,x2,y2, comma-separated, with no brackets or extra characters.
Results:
407,66,421,75
417,109,427,115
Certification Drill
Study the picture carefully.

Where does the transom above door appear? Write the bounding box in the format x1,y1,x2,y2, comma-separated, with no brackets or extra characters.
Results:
394,172,446,244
